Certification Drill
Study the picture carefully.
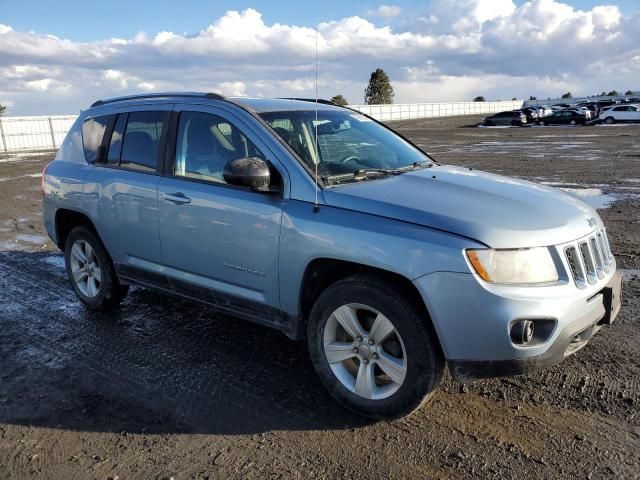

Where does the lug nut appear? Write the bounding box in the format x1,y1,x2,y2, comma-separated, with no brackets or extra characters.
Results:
368,339,374,346
362,358,369,364
372,353,379,359
352,347,359,353
357,336,363,342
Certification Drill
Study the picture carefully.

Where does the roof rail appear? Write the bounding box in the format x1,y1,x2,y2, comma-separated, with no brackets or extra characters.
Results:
278,97,337,106
90,92,224,108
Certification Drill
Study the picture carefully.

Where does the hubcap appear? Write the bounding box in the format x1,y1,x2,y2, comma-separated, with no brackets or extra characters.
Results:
69,240,102,298
323,303,407,400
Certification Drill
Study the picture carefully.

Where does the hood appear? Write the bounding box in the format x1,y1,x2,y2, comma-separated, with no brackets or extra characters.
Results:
322,165,600,248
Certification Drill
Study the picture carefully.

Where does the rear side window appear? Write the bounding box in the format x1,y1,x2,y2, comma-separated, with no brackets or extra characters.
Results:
81,115,110,163
120,111,166,172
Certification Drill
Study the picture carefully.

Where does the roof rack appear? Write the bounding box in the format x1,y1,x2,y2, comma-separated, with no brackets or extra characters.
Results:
278,97,337,106
90,92,224,108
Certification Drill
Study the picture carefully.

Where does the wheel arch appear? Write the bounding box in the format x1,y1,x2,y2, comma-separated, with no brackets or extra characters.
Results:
54,208,99,250
298,257,441,348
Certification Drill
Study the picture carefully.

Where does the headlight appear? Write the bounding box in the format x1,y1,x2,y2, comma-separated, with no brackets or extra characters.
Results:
466,247,558,285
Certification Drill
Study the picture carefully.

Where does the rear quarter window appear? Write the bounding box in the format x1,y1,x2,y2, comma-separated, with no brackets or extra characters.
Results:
81,115,110,163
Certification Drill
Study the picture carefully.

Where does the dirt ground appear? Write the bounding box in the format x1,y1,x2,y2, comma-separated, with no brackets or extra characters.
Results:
0,117,638,479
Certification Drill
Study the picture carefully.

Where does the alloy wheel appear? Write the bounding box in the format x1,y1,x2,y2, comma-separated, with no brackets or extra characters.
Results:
69,239,102,297
323,303,407,400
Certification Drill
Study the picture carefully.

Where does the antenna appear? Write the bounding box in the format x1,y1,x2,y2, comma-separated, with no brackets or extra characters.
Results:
313,28,320,213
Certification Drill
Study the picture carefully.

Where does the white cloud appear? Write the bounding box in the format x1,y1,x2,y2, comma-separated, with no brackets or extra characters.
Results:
368,5,402,19
0,2,639,115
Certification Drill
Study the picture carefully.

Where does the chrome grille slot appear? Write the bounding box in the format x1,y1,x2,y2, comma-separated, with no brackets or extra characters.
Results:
596,233,610,272
579,242,596,283
565,247,584,284
589,237,604,278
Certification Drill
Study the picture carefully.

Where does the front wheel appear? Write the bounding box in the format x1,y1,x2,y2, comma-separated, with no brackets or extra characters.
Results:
307,275,444,419
64,226,128,310
604,116,615,125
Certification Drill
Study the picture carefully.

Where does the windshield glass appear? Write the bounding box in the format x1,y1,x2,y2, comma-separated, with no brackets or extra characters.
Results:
259,110,432,182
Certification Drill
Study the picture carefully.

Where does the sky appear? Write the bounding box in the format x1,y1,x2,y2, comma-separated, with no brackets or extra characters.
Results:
1,0,639,115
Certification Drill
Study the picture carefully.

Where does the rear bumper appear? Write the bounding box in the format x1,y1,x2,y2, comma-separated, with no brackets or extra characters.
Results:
414,268,622,382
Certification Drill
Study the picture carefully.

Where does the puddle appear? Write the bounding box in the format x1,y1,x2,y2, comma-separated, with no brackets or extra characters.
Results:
15,234,49,245
43,255,65,269
557,187,618,209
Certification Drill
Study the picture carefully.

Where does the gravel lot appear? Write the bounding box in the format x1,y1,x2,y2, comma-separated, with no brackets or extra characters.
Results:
0,116,638,479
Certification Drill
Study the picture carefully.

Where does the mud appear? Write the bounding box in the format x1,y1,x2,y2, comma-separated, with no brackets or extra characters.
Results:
0,117,638,479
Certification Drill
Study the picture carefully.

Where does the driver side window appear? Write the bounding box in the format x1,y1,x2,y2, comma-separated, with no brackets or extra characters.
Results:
174,112,265,184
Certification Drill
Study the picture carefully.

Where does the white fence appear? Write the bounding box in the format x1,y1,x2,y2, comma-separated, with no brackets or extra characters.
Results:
0,100,524,152
0,115,77,152
350,100,523,122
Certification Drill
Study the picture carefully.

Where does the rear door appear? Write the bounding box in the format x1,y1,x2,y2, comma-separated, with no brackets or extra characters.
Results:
157,104,287,317
84,105,171,272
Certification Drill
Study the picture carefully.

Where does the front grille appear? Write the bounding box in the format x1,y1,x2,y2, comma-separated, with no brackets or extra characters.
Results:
564,228,613,287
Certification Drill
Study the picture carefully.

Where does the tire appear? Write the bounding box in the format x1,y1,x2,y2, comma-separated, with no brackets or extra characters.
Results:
484,120,494,127
540,121,546,126
569,120,576,126
64,226,128,310
307,275,444,420
605,116,615,125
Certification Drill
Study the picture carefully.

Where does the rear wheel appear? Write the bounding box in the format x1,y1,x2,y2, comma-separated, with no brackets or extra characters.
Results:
64,226,128,310
605,116,615,125
307,275,444,419
569,120,577,126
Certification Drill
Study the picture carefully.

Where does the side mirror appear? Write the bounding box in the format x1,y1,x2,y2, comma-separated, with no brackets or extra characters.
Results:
223,157,272,192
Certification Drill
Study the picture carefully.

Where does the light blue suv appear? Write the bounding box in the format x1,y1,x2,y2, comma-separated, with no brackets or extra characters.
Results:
43,93,623,419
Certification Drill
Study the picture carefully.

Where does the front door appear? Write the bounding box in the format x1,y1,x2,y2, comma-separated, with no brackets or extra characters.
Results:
157,105,286,320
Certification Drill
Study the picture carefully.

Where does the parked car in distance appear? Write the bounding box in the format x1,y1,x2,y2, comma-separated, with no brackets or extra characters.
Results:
43,92,622,420
540,110,588,126
567,107,592,120
599,105,640,124
481,111,527,126
519,108,539,123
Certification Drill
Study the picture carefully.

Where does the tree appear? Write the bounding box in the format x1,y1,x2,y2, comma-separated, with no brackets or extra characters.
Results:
364,68,394,105
529,96,537,100
511,97,518,101
607,90,619,97
625,90,634,96
330,95,348,106
600,91,607,96
561,92,572,99
0,104,5,116
473,96,486,102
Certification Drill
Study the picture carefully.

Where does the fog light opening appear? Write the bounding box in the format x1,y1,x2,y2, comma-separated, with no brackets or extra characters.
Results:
511,320,535,346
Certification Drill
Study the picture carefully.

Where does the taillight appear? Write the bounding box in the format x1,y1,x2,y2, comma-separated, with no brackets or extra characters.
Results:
41,162,51,197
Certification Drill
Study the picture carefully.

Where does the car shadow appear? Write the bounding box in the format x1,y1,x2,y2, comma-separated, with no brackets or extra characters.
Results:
0,251,374,435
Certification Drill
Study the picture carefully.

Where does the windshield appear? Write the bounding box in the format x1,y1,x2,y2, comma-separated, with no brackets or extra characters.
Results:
259,110,433,183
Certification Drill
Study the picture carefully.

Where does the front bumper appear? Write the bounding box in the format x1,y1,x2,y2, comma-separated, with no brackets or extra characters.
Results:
413,265,622,382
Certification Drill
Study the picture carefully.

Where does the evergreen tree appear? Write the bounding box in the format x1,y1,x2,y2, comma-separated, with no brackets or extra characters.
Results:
0,104,5,116
561,92,572,99
330,95,348,106
364,68,394,105
625,90,634,96
473,96,486,102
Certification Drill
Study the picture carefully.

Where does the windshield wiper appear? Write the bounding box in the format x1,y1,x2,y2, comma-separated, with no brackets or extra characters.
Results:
322,161,433,185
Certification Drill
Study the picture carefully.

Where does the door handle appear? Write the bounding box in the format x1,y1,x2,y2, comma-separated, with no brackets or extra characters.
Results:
162,192,191,205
